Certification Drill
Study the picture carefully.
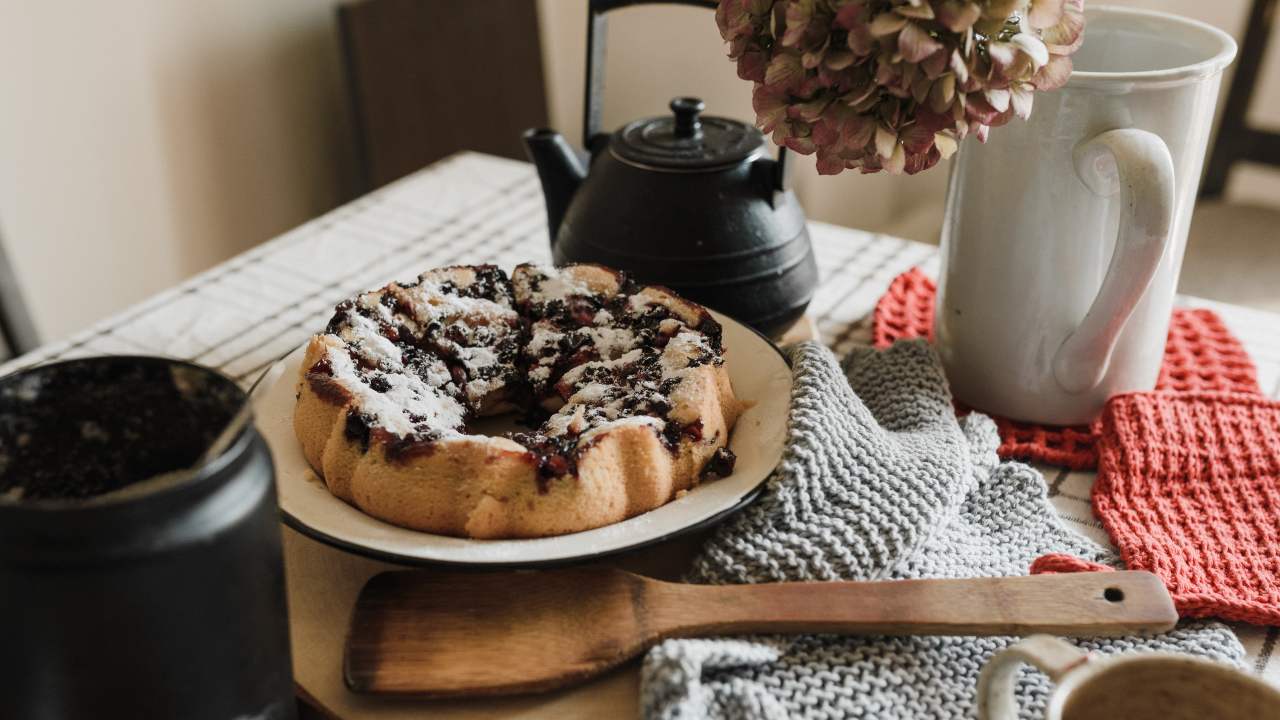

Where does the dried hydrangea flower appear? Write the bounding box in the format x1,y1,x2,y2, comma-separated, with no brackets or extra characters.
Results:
716,0,1085,174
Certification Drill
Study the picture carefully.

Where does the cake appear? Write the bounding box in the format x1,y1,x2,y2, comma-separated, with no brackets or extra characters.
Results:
292,263,742,539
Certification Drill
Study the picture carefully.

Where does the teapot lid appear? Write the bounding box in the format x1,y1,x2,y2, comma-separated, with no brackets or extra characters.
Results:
611,97,766,170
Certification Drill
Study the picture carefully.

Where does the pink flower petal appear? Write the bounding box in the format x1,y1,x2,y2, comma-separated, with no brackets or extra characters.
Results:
1011,33,1050,69
897,2,935,20
1032,54,1072,90
899,22,944,64
874,124,898,159
811,117,839,147
815,151,848,175
927,74,956,113
987,41,1017,72
935,0,981,33
833,3,862,29
1010,84,1035,119
842,114,876,148
982,0,1022,24
900,122,936,153
714,0,747,39
824,49,855,71
794,96,833,122
1042,2,1085,53
752,84,789,132
784,134,817,154
846,22,875,55
869,12,908,37
922,49,949,78
914,106,954,133
780,0,812,47
984,87,1011,113
1027,0,1067,30
934,132,959,159
964,93,1000,125
764,52,805,88
903,146,941,174
883,143,907,174
736,50,768,81
801,34,831,70
949,49,971,84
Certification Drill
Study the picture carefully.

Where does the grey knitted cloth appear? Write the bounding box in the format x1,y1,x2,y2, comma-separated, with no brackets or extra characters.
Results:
640,341,1243,719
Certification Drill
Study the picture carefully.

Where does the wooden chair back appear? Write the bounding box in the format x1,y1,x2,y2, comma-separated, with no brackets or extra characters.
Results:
1202,0,1280,198
338,0,549,191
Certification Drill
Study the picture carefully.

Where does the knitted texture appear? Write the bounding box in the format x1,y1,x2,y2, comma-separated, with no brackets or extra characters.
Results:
640,341,1243,719
1091,392,1280,625
871,269,1261,469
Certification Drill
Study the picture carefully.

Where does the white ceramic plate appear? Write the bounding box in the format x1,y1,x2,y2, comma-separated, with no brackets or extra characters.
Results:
255,310,791,567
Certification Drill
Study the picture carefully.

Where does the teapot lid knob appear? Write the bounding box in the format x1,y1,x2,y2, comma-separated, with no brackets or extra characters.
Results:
670,97,705,140
611,96,765,171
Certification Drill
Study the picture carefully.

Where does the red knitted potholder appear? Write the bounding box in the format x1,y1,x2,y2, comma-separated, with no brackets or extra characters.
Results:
871,268,1261,469
1058,393,1280,625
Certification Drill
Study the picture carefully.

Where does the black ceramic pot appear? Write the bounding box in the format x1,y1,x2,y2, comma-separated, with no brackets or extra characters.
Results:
0,357,295,720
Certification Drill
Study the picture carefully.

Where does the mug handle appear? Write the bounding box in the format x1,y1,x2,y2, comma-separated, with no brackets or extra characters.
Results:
977,635,1091,720
1052,129,1176,394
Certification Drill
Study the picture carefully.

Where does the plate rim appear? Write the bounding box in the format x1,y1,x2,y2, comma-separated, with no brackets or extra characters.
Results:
272,311,790,568
278,483,767,569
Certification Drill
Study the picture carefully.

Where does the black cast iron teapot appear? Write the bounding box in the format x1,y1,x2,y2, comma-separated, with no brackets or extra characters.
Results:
523,0,817,338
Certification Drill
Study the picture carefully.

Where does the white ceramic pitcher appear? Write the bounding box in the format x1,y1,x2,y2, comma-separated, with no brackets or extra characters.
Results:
936,6,1236,425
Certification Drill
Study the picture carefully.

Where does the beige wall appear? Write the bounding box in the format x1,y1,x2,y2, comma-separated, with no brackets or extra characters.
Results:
0,0,356,340
0,0,1275,343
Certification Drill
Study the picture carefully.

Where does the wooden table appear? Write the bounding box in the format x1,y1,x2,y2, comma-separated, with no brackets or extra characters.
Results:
7,152,1279,718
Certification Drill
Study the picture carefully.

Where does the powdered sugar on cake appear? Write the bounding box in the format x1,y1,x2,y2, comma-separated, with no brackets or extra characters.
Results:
335,307,403,370
513,264,593,306
306,263,732,481
322,341,466,437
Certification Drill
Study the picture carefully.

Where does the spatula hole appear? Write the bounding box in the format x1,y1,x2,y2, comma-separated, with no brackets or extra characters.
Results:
1103,587,1125,603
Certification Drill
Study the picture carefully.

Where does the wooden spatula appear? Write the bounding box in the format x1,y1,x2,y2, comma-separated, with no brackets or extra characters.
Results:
344,567,1175,697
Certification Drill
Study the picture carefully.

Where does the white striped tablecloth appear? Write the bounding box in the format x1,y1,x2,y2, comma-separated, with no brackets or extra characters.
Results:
5,151,1277,684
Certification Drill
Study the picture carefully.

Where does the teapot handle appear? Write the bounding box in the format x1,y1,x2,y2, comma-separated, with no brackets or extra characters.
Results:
582,0,789,181
583,0,717,149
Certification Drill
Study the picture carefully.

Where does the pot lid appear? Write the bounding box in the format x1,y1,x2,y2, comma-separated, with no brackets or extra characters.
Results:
611,97,766,171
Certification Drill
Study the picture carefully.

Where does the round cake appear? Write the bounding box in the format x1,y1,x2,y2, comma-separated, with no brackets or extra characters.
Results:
292,263,742,539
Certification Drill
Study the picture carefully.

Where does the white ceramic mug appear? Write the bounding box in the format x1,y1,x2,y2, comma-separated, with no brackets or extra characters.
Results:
936,7,1237,425
977,635,1280,719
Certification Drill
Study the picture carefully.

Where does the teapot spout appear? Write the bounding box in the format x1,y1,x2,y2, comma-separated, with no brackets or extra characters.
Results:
523,128,586,242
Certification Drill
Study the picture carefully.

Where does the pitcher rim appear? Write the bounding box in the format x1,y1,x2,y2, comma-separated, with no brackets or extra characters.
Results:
1068,6,1238,88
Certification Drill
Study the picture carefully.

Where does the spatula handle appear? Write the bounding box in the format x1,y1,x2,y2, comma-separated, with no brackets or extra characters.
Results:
652,571,1175,637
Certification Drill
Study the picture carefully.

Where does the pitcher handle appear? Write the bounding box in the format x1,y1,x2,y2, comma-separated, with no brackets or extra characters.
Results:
1052,129,1175,395
977,635,1090,720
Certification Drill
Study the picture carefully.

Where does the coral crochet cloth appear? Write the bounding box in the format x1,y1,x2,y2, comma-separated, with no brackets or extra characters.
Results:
871,268,1261,469
1092,392,1280,624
